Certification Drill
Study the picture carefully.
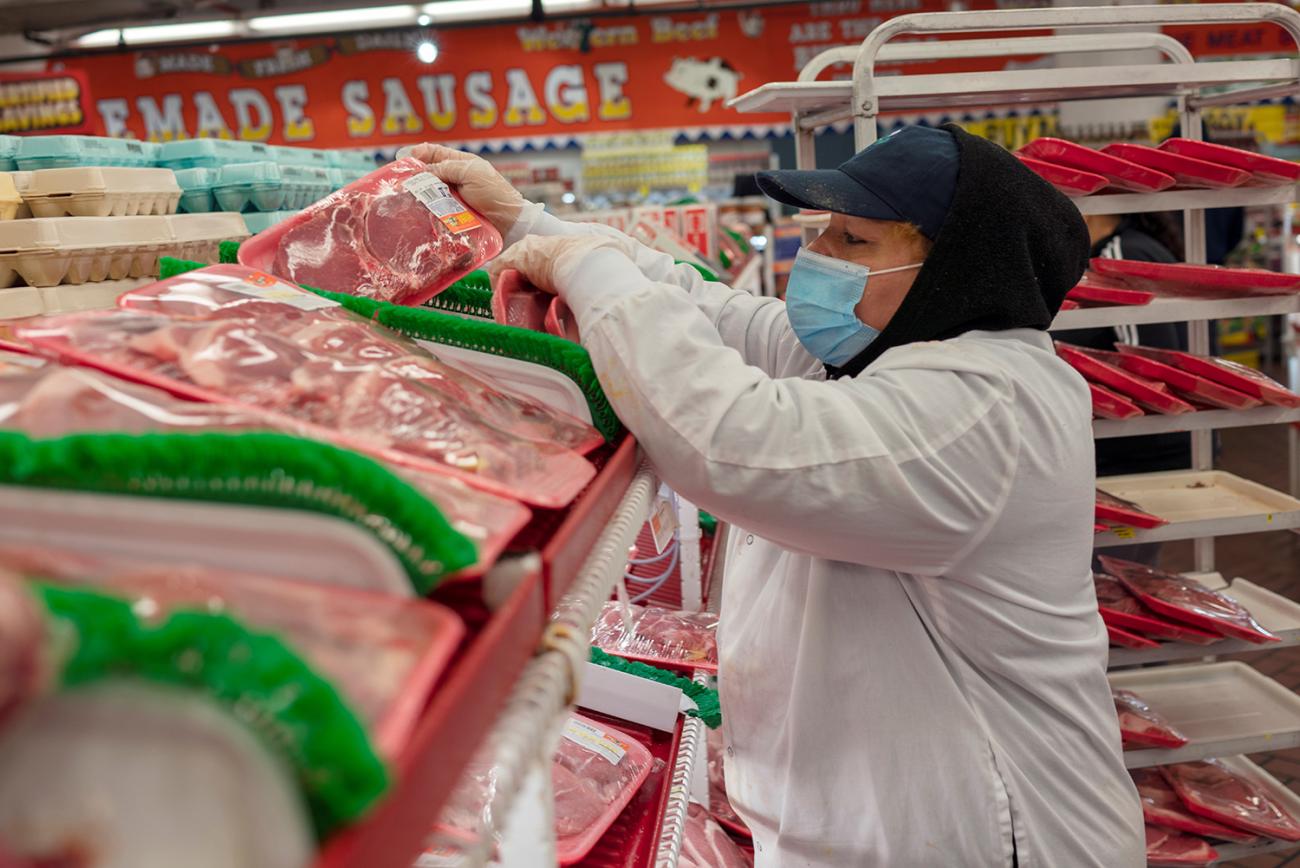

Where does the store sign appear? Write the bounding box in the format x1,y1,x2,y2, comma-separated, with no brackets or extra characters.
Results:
0,70,92,135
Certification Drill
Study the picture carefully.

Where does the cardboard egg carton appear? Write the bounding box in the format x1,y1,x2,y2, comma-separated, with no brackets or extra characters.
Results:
166,212,249,263
0,277,151,319
0,216,173,287
22,167,182,217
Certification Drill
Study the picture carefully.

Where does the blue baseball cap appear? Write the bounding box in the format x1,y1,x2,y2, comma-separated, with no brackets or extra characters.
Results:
756,126,959,240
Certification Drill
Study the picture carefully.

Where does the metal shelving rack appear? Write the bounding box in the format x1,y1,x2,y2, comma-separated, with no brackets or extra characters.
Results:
729,4,1300,864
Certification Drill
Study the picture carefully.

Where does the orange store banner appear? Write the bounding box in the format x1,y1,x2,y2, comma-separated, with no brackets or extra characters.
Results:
49,0,1295,148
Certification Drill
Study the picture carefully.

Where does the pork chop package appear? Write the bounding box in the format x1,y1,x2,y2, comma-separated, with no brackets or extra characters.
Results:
680,803,753,868
1099,556,1279,644
1096,489,1168,529
1144,825,1218,867
1094,574,1222,645
552,714,654,864
0,569,50,730
1113,688,1189,749
1161,760,1300,841
18,304,597,508
1056,343,1195,415
1115,344,1300,409
236,157,502,305
1113,346,1262,411
592,601,719,672
1131,769,1259,843
0,363,530,577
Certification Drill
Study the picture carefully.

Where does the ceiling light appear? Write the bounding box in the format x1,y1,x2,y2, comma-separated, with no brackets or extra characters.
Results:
123,20,239,43
416,40,438,63
249,5,417,33
417,13,432,25
75,29,123,47
420,0,528,23
542,0,600,9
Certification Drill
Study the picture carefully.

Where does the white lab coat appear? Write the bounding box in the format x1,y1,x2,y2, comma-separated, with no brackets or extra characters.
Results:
519,210,1145,867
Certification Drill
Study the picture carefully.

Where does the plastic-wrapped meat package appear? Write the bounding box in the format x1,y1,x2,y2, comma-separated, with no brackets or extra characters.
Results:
1089,382,1144,420
1056,342,1195,415
1109,624,1159,649
0,547,462,757
491,269,551,331
592,602,719,672
1096,489,1168,529
708,727,749,836
1115,344,1300,409
679,803,752,868
1113,346,1261,411
0,364,529,576
1099,556,1278,644
1131,769,1259,843
236,158,502,305
1161,760,1300,841
1112,688,1188,749
17,310,595,507
1094,575,1221,645
0,568,47,729
1144,825,1218,866
552,714,654,864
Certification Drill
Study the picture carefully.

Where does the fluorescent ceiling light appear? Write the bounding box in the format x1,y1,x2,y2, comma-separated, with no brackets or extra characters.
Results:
75,29,123,47
421,0,528,22
249,5,417,33
124,20,239,42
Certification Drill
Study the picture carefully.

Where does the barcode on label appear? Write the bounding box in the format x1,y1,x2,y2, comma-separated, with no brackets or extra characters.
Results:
562,719,627,766
402,173,482,234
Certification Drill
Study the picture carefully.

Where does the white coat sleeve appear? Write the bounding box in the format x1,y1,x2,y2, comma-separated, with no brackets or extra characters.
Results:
513,206,821,379
565,249,1021,575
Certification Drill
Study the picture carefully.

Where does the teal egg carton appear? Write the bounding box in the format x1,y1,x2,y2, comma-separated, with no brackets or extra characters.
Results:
281,165,333,209
156,139,273,170
270,145,333,171
0,136,19,171
16,136,156,171
241,210,298,234
328,149,377,172
212,161,286,212
173,167,220,213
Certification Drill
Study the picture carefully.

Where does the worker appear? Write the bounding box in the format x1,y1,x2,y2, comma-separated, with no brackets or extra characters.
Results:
408,125,1144,867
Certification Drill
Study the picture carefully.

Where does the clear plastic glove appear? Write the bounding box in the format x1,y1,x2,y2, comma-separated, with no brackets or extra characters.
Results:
398,143,526,238
489,235,634,296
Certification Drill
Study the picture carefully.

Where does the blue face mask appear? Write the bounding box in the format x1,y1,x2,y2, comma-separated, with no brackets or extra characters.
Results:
785,247,923,367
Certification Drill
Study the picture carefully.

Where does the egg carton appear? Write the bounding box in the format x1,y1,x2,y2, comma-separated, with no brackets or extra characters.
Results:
166,212,250,263
173,167,219,213
0,277,151,319
270,145,333,170
241,210,298,235
0,216,173,287
156,139,274,170
328,149,377,172
22,167,182,218
213,162,333,212
16,136,157,171
0,137,19,172
9,172,30,218
0,174,22,221
280,165,333,210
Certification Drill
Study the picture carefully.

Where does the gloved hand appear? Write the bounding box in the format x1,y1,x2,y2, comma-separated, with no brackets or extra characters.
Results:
489,234,634,296
398,143,526,238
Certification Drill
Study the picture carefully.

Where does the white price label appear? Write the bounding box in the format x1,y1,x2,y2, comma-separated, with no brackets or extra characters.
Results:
201,274,339,311
562,718,627,766
649,495,678,555
402,173,482,234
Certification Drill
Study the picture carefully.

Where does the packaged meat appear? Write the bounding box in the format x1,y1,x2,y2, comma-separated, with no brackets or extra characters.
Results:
1113,346,1262,411
1161,760,1300,841
1056,342,1196,415
592,602,719,672
1094,575,1221,645
1109,623,1160,649
545,297,579,343
18,307,598,508
1113,688,1188,749
1017,138,1175,192
490,269,550,331
552,714,654,864
1159,138,1300,184
0,569,47,729
1114,344,1300,409
1099,556,1279,644
237,158,502,305
708,727,750,837
0,364,529,576
1144,825,1218,867
1101,143,1250,189
1131,769,1259,843
680,803,752,868
1096,488,1168,529
1014,155,1108,196
1089,382,1144,420
1091,258,1300,298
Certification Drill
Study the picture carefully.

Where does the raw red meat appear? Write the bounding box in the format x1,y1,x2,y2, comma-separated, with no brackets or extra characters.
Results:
1109,624,1160,649
680,803,752,868
238,158,501,305
1113,688,1188,749
1096,488,1168,529
1131,769,1259,843
1101,556,1277,643
1162,760,1300,841
1144,825,1218,866
1089,382,1144,420
1114,344,1300,409
1114,347,1262,411
1057,342,1196,415
0,569,46,728
708,728,750,837
1094,575,1221,645
592,602,719,671
551,715,654,863
491,269,551,332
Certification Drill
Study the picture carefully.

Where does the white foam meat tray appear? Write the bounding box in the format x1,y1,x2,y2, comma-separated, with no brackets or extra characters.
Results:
1112,661,1300,768
1094,469,1300,545
422,340,593,425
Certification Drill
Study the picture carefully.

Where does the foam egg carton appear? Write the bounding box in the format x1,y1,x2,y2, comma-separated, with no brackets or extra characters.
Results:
166,212,249,263
156,139,274,170
0,277,151,319
270,145,333,171
328,149,377,172
280,165,333,210
23,167,182,217
16,136,156,171
0,137,19,172
212,162,286,212
174,167,219,213
240,210,297,235
0,216,173,287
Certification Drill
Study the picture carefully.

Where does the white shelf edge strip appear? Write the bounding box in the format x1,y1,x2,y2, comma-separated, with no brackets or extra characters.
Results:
1094,406,1300,439
1094,510,1300,546
652,673,709,868
1053,295,1300,331
1072,184,1296,216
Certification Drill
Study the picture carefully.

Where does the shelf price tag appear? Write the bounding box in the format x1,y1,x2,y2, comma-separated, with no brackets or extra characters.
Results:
1113,526,1136,539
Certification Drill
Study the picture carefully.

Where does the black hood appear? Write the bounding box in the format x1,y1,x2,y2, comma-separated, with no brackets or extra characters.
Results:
827,123,1090,379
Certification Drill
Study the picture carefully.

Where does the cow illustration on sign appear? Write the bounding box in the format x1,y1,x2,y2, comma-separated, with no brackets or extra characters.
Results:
664,58,740,112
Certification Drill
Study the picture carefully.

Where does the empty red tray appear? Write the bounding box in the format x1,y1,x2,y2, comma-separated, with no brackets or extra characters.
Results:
1067,273,1155,307
1015,154,1108,196
1090,381,1145,420
1056,342,1195,415
1113,348,1262,410
1090,258,1300,298
1109,623,1160,649
1102,143,1249,189
1116,345,1300,409
1096,488,1168,529
1160,138,1300,184
1019,138,1175,192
